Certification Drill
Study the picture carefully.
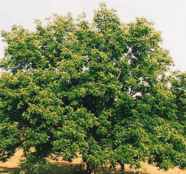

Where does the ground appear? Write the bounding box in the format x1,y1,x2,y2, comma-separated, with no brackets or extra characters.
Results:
0,150,185,174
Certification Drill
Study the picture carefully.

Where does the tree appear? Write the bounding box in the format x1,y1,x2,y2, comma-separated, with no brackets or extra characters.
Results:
0,4,185,174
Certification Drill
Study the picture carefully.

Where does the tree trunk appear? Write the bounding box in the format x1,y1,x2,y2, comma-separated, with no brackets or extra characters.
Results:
119,161,125,174
86,168,95,174
85,163,95,174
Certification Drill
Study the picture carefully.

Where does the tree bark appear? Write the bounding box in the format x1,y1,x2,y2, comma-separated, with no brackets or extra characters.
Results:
119,161,125,174
86,168,95,174
85,163,95,174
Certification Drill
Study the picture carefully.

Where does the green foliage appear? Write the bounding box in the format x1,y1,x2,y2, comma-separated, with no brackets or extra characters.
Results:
171,72,186,123
0,4,185,173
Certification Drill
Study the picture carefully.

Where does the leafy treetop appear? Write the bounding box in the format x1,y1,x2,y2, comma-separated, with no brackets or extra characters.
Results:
0,4,185,174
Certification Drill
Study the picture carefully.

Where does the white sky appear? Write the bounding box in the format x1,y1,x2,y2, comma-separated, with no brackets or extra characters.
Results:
0,0,185,71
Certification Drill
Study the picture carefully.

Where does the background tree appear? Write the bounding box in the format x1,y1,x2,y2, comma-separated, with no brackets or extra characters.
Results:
0,4,185,174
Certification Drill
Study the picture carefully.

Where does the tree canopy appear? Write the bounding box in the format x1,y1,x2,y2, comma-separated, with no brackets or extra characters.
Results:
0,4,185,174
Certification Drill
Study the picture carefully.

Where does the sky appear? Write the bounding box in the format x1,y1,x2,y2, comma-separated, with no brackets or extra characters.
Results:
0,0,185,71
